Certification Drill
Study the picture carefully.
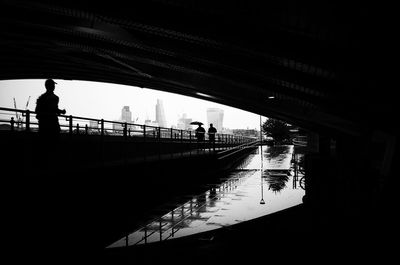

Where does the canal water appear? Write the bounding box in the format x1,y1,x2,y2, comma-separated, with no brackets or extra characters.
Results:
107,145,305,248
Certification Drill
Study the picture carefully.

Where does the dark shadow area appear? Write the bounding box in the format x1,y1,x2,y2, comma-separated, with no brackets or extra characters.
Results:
1,1,398,263
2,132,397,264
1,130,258,263
103,202,395,264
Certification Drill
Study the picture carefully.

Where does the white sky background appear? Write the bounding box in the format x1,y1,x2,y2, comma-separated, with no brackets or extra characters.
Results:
0,79,266,129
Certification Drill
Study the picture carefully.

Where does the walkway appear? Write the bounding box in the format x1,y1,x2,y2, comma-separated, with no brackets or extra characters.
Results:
106,145,304,248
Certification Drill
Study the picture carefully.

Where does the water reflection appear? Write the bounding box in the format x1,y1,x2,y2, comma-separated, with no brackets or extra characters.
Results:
265,145,290,159
107,145,305,248
264,145,293,170
264,170,290,193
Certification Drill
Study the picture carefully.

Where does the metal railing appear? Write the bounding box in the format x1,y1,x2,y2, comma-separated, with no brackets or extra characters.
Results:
0,106,256,145
107,175,247,247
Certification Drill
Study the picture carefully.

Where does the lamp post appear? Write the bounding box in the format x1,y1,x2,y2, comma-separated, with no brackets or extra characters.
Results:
260,177,265,205
260,115,263,153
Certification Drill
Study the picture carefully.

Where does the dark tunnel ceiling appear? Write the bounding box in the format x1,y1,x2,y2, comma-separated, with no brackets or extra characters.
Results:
0,0,395,136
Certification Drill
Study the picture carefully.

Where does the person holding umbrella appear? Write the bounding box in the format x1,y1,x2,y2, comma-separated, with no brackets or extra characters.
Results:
191,121,205,142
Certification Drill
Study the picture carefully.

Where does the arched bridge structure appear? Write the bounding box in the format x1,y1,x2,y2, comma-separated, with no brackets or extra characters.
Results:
1,1,397,262
0,0,395,136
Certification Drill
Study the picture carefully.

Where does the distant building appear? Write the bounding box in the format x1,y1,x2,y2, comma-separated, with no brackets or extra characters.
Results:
221,128,233,135
155,99,167,128
89,120,98,129
113,106,137,134
144,119,159,135
232,129,259,138
144,119,159,127
121,106,132,123
177,113,192,130
207,108,224,132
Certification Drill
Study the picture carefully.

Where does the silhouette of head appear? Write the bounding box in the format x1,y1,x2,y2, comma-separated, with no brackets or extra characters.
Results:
45,79,57,92
210,123,213,127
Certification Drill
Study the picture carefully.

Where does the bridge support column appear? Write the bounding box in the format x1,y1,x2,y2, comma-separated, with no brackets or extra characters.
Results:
303,129,398,248
303,132,336,211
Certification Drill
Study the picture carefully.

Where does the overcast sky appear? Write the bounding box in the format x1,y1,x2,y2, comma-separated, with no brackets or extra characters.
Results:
0,79,266,129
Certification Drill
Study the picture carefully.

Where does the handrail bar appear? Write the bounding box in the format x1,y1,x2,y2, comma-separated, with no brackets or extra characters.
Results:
0,106,257,142
217,139,259,155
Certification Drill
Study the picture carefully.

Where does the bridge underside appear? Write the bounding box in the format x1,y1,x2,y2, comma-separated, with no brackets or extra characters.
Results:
0,0,396,136
1,1,397,261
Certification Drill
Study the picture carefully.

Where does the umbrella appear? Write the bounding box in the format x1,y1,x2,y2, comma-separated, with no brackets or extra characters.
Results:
190,121,203,126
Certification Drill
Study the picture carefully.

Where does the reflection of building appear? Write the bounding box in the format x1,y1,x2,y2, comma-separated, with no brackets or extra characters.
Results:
177,113,192,130
156,99,167,128
206,108,224,132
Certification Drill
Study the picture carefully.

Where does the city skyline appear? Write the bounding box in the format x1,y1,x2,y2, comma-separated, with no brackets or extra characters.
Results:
0,79,267,130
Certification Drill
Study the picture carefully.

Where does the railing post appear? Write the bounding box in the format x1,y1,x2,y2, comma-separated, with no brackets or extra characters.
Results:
225,134,227,150
170,128,173,139
100,119,104,136
10,117,15,131
144,227,147,244
69,115,73,135
85,124,88,135
99,119,105,168
76,123,80,135
25,110,30,131
157,127,161,160
123,123,128,167
143,125,147,161
171,211,175,237
189,131,192,156
123,122,127,137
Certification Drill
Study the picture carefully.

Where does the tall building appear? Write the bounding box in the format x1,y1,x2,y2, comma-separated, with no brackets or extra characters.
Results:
207,108,224,132
121,106,132,123
155,99,167,128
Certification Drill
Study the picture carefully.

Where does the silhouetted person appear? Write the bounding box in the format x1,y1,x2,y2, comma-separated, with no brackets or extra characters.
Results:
35,79,66,172
35,79,66,138
195,124,205,142
208,123,217,144
207,123,217,141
